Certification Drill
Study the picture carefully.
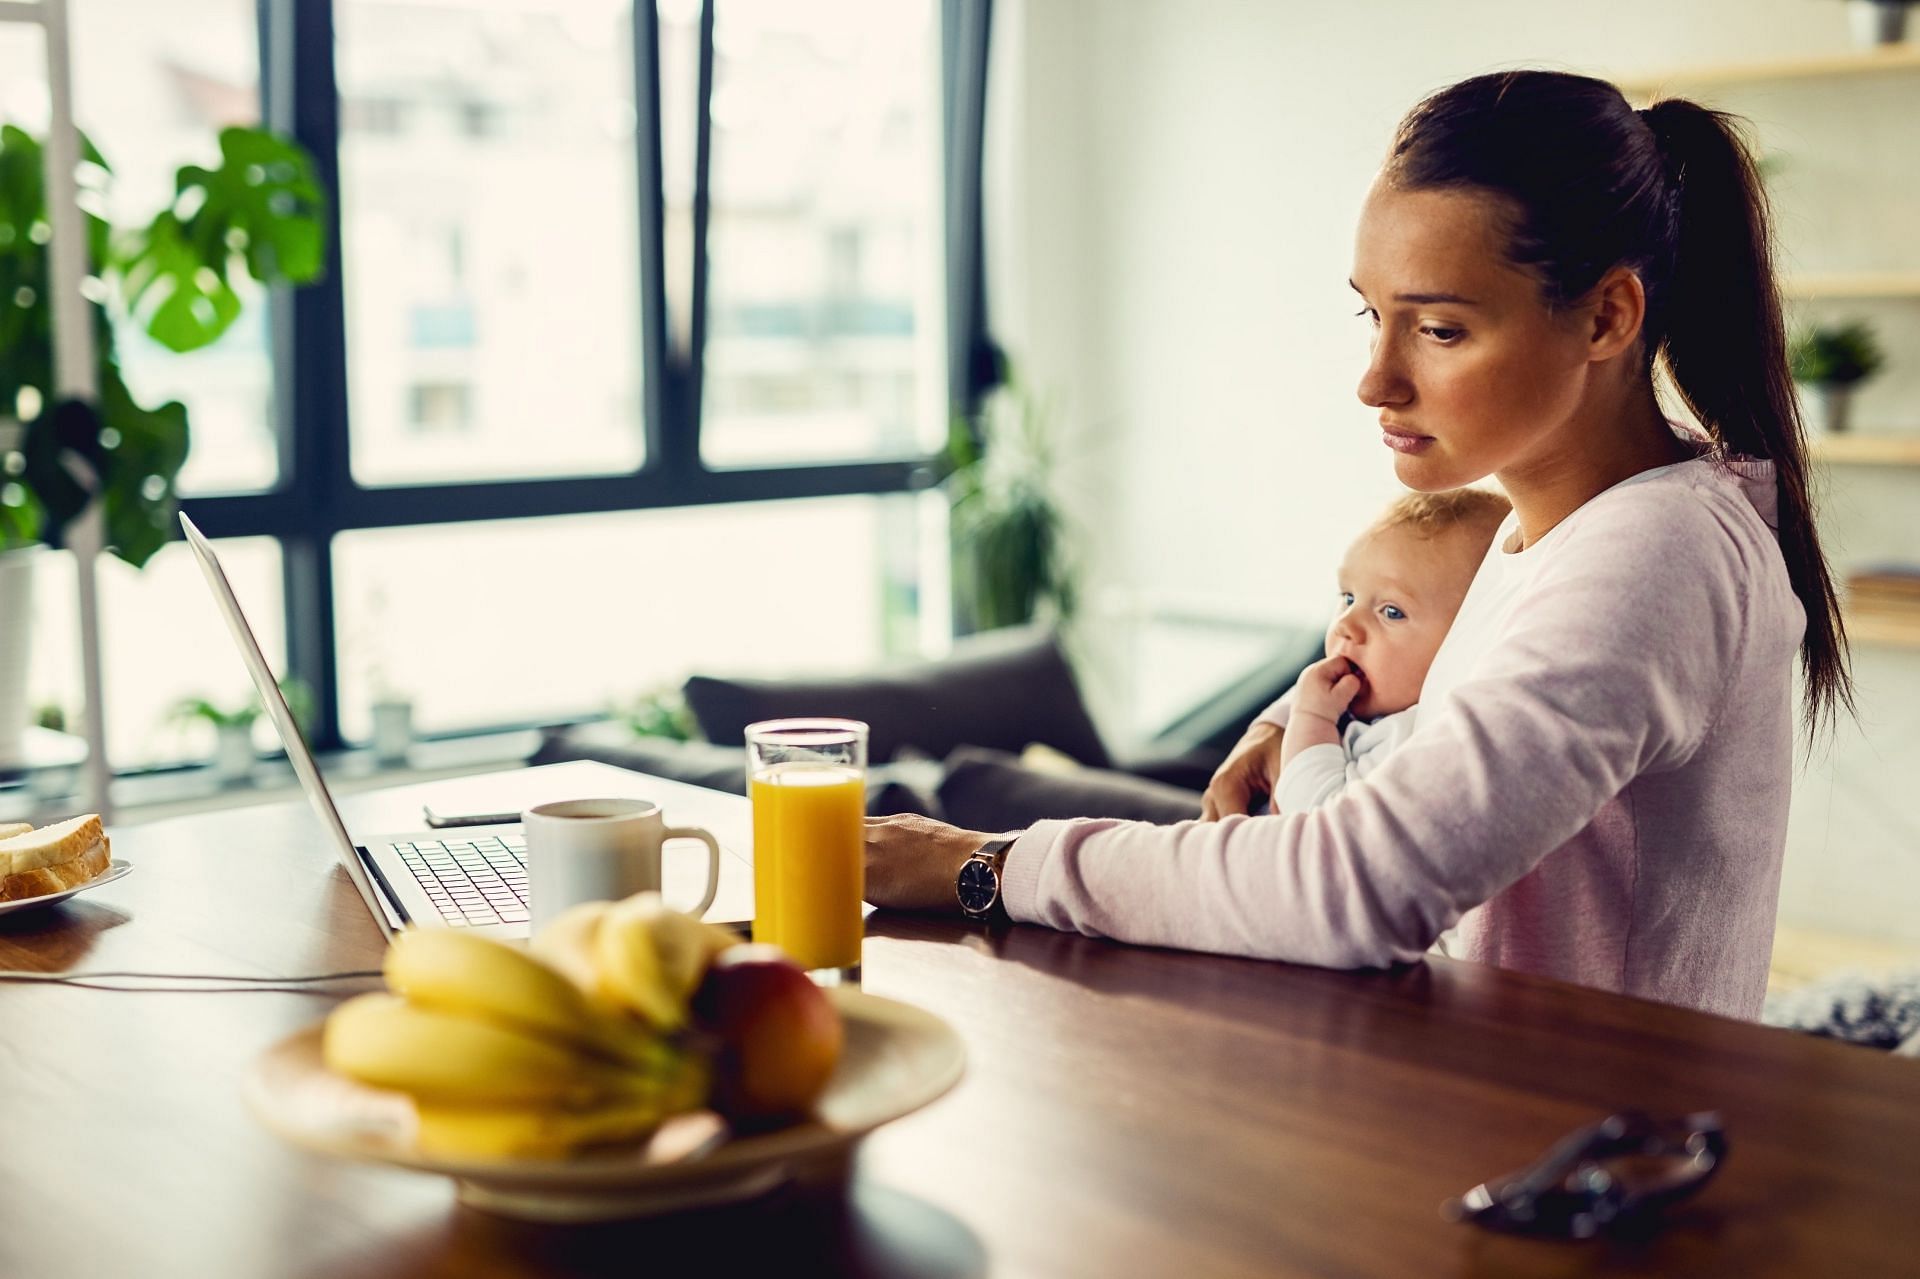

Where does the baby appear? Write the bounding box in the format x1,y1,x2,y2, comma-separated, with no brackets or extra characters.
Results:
1274,488,1511,812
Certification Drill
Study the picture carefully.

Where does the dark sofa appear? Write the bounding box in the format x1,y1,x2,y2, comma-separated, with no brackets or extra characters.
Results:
529,624,1323,832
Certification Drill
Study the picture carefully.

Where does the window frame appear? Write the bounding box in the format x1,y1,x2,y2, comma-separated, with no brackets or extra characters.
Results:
176,0,987,753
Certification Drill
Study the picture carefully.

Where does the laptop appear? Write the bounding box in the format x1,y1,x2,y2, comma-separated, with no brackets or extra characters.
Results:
179,513,752,942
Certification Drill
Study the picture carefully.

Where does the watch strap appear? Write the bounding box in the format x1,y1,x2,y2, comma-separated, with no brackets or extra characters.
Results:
975,834,1018,869
960,834,1020,921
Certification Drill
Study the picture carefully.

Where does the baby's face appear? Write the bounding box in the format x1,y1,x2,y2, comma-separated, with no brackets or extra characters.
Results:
1325,523,1484,719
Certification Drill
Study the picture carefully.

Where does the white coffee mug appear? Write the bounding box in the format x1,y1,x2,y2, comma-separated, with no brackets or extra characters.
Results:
524,798,722,931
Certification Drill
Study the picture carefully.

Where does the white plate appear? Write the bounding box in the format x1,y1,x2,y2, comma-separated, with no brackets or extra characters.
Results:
0,859,132,916
245,986,966,1221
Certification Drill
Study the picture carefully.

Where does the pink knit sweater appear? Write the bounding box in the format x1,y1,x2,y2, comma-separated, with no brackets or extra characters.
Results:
1000,454,1804,1018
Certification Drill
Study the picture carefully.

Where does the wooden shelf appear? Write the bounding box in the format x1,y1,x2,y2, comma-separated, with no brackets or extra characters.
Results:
1810,434,1920,465
1785,271,1920,300
1614,44,1920,94
1848,608,1920,650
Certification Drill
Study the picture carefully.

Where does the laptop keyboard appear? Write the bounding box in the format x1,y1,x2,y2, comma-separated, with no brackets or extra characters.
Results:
394,833,529,927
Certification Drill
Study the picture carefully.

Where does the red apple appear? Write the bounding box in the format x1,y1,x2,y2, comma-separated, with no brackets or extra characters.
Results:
690,945,843,1123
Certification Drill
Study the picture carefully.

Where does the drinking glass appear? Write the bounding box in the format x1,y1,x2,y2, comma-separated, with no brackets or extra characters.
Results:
746,718,867,983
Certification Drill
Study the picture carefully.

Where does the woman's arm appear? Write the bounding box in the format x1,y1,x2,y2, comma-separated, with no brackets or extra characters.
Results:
999,496,1759,967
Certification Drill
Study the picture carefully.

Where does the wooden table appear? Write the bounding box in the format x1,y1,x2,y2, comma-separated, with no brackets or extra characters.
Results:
3,760,1918,1277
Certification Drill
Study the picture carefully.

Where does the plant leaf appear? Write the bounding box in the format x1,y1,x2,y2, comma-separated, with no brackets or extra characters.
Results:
96,367,189,569
18,397,104,536
0,126,53,413
114,126,325,352
117,209,244,352
76,129,113,270
182,127,325,283
0,474,40,550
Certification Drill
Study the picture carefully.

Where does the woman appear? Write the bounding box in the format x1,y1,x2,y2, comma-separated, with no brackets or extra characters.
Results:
864,70,1849,1019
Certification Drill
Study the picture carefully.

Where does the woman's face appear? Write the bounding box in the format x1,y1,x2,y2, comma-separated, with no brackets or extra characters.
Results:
1349,180,1594,492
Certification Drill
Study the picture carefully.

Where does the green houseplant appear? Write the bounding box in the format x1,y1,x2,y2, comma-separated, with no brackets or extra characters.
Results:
169,679,314,784
1790,320,1886,434
1844,0,1919,47
617,686,697,742
942,376,1077,635
0,122,325,765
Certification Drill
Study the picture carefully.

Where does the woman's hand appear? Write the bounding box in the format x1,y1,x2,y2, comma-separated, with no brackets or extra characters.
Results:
1200,719,1284,820
863,814,997,914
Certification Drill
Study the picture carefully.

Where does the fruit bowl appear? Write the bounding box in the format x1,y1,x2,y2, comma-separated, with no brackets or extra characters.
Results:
245,987,964,1222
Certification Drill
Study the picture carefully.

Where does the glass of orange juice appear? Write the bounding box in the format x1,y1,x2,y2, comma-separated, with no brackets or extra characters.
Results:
745,718,867,983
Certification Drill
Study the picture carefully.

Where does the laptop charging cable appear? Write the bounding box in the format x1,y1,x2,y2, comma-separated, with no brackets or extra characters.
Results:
0,968,384,994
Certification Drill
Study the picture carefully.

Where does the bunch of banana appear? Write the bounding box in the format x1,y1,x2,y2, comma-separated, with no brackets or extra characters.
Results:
322,923,713,1159
530,892,740,1031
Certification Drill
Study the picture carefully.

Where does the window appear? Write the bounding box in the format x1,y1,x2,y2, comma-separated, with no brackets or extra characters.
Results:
26,539,285,768
699,0,945,467
335,0,647,486
331,494,924,741
0,0,282,497
6,0,986,779
2,2,287,776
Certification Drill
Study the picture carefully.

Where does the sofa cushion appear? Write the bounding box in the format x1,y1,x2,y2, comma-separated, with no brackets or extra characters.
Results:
936,747,1202,831
529,728,752,794
683,625,1111,768
528,725,945,818
865,757,947,820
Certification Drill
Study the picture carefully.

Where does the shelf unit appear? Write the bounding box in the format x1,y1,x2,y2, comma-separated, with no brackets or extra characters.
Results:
1613,44,1920,94
1613,45,1920,655
1785,271,1920,300
1847,608,1920,650
1809,434,1920,466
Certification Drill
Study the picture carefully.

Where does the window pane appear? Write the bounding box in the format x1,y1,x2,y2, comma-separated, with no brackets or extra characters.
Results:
337,0,647,486
700,0,945,467
27,538,284,769
1,1,278,495
332,495,925,741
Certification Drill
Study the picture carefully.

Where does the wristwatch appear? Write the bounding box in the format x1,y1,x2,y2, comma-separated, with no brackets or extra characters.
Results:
956,835,1019,923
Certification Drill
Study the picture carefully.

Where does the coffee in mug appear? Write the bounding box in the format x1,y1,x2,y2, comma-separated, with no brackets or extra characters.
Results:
523,798,722,932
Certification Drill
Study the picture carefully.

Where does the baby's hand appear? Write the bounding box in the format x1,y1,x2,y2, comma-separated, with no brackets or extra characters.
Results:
1292,655,1363,728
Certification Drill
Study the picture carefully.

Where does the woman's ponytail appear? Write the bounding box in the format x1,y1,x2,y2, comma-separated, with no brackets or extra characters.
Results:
1389,71,1853,736
1641,99,1853,735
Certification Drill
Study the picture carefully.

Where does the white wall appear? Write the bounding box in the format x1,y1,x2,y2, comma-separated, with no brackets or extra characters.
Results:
988,0,1920,943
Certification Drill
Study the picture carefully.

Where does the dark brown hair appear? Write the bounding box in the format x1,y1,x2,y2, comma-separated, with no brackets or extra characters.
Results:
1386,70,1851,734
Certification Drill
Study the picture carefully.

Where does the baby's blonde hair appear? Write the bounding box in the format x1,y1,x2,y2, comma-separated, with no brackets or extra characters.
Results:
1370,487,1511,552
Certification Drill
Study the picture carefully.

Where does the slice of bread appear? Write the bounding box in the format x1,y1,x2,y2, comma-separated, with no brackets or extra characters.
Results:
0,837,109,901
0,822,32,841
0,814,104,875
0,815,110,901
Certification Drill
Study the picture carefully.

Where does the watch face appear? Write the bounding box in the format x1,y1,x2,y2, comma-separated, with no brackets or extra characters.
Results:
957,857,1000,914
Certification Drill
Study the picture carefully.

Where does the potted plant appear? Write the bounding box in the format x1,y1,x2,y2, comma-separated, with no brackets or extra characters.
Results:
942,375,1078,635
22,702,81,801
1844,0,1919,47
169,679,313,785
351,586,416,766
1790,321,1886,434
618,686,697,742
0,123,325,766
369,696,414,767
